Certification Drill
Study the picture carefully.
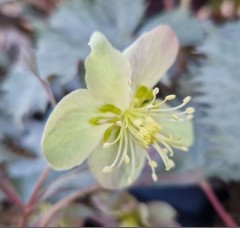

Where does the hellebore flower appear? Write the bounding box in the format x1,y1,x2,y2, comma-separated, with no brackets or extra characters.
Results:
41,25,194,189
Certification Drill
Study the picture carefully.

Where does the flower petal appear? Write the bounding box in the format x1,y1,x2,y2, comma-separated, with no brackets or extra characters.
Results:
123,25,179,90
41,89,109,170
85,32,131,110
151,110,193,147
88,138,145,189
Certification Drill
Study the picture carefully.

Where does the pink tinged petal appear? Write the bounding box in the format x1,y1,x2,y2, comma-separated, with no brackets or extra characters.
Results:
123,25,179,90
41,89,109,170
85,32,132,111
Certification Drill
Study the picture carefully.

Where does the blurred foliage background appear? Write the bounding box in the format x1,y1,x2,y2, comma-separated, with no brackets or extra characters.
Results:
0,0,240,227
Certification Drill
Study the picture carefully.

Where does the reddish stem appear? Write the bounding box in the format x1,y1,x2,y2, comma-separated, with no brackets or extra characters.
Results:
27,166,50,206
180,0,191,9
20,166,51,227
200,180,237,228
0,177,24,210
163,0,174,11
36,77,57,107
19,59,56,226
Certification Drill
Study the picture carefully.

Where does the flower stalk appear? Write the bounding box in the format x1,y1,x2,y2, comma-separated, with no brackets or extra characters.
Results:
200,180,237,228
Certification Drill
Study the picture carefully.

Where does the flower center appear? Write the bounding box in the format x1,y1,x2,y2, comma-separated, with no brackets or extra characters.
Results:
89,85,194,184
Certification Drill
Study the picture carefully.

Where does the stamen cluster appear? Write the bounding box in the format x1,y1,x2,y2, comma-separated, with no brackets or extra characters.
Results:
90,83,194,183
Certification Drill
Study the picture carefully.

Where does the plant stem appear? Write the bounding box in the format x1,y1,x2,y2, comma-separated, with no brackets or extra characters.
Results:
36,77,57,107
20,166,51,227
27,166,51,206
21,57,56,226
180,0,191,9
28,65,55,207
199,180,237,228
37,184,101,227
0,177,24,210
163,0,174,11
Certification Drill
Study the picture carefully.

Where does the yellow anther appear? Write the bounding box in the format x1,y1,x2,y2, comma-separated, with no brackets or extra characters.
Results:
172,114,179,120
134,119,143,127
153,87,159,95
148,160,158,168
165,94,176,101
162,148,167,154
140,127,149,135
146,116,154,123
147,104,154,110
116,121,122,126
186,115,193,120
145,117,160,132
168,159,176,169
103,143,111,148
102,166,112,173
124,154,130,164
128,177,132,184
136,135,146,146
164,159,175,171
91,83,193,184
186,107,195,114
152,173,158,182
179,146,189,152
183,96,191,103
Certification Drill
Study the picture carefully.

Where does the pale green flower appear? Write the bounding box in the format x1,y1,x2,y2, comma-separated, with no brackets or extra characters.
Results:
41,25,194,189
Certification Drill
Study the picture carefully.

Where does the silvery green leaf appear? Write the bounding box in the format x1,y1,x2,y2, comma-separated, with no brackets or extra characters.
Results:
0,51,9,69
35,25,87,84
193,65,240,180
8,157,46,178
0,143,17,163
0,65,48,127
0,116,20,163
0,117,12,163
41,168,95,201
19,119,46,156
138,8,205,46
50,0,145,48
36,0,145,83
8,157,46,201
176,22,240,181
